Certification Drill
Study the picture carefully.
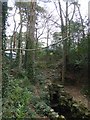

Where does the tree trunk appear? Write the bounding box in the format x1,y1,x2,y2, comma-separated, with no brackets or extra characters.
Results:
58,0,64,84
88,33,90,109
2,2,7,51
65,1,68,69
26,1,36,81
58,0,68,84
35,27,38,61
88,2,90,108
16,4,23,70
0,2,2,119
77,4,85,38
46,22,50,65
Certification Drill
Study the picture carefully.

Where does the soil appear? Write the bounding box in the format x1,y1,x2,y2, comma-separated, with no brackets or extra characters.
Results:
64,85,89,109
43,68,90,110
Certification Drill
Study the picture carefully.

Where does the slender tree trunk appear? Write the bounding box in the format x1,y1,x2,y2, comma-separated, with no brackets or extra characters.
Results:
0,2,2,119
2,2,7,51
77,31,80,60
77,4,85,38
88,32,90,109
65,1,68,68
58,0,65,84
16,3,22,70
68,2,76,63
88,1,90,109
58,0,68,84
24,28,28,69
87,32,90,109
46,22,49,65
35,27,38,61
68,20,71,56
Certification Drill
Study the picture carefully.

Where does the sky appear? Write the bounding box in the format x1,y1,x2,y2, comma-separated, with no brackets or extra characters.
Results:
41,0,88,17
6,0,89,46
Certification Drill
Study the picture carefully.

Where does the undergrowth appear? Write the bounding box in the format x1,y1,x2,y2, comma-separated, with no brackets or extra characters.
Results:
2,69,52,119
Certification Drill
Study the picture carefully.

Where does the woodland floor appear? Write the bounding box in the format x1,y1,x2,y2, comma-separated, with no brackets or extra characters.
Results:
42,68,90,110
64,86,89,108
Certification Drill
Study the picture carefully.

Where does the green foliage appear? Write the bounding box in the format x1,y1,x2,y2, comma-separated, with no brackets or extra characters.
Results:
2,68,8,93
66,36,88,80
30,95,41,106
35,61,46,69
40,91,50,105
49,84,90,120
2,69,50,118
58,87,90,119
36,5,46,13
69,21,85,33
2,78,36,118
51,32,63,61
53,32,61,42
2,57,10,97
35,49,47,62
52,21,88,73
25,107,38,118
16,2,46,14
35,101,60,119
81,86,90,98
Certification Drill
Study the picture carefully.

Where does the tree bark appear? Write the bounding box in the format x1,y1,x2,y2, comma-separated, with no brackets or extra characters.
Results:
77,4,85,38
0,2,2,119
16,3,23,70
26,1,36,81
58,0,68,84
58,0,64,84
